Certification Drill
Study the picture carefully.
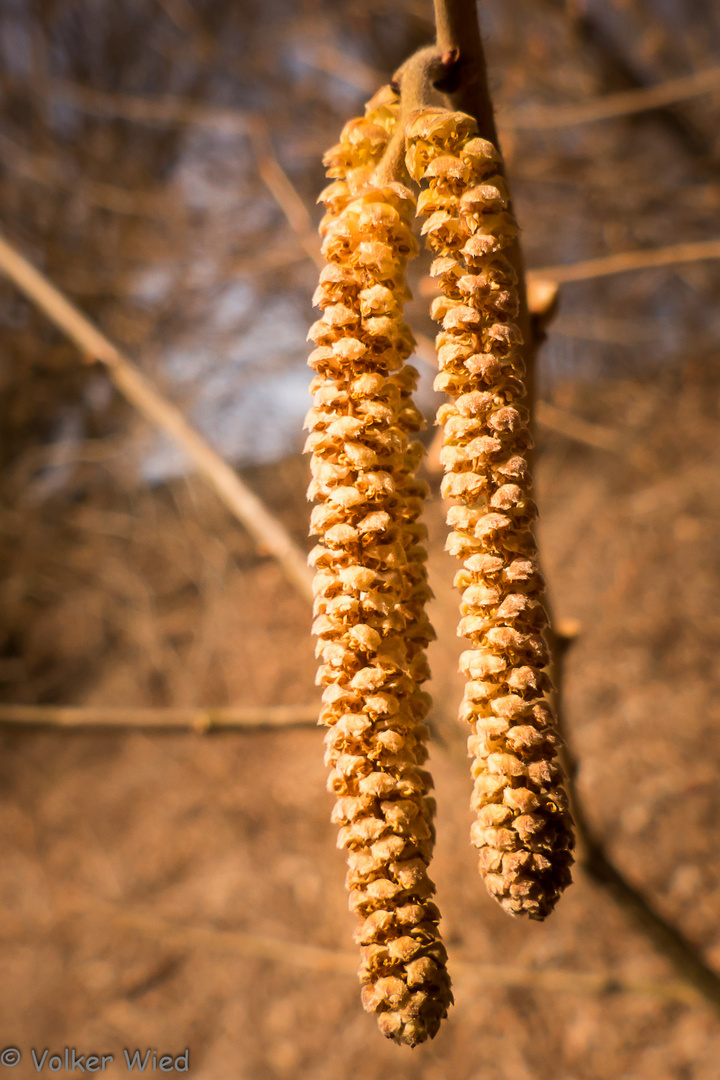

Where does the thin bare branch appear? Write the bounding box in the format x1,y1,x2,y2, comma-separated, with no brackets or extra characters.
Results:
537,402,620,453
248,118,323,268
0,133,171,218
0,232,314,603
433,0,498,143
548,627,720,1019
311,44,383,95
97,906,705,1005
48,65,720,144
50,80,249,136
0,704,318,731
154,0,215,61
507,65,720,130
530,239,720,284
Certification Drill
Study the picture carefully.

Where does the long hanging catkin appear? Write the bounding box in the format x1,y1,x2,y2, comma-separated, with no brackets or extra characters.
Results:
405,108,574,920
305,89,452,1046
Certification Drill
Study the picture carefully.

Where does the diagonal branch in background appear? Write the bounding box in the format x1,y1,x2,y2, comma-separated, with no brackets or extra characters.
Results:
532,401,619,453
0,704,318,732
0,132,172,218
0,231,314,603
530,238,720,284
309,43,384,96
508,64,720,130
50,79,250,135
537,0,715,163
77,903,705,1007
47,65,720,146
549,628,720,1017
247,118,323,269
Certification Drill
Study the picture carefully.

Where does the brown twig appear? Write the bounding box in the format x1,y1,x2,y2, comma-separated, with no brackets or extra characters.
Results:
507,65,720,130
536,402,620,453
310,44,383,95
530,239,720,284
0,704,318,732
0,232,314,603
0,132,171,218
89,905,705,1006
50,80,249,135
47,65,720,143
247,118,323,268
433,0,498,143
549,628,720,1017
430,0,537,409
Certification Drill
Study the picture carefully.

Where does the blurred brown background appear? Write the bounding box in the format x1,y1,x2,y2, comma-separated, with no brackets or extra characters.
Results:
0,0,719,1077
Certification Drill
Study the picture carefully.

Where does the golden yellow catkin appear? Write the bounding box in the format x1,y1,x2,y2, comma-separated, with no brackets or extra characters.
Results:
305,91,452,1046
406,108,574,920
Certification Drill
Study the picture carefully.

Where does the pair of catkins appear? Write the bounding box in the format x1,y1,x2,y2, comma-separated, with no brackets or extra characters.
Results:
304,84,575,1047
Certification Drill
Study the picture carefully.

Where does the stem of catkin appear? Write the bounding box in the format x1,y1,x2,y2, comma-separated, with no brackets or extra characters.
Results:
406,108,575,920
305,89,452,1046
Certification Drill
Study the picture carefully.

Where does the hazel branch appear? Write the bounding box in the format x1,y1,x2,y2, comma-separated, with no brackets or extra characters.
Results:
530,238,720,284
428,0,536,408
96,903,710,1007
432,0,498,142
371,47,447,188
0,704,319,732
0,232,314,604
548,629,720,1017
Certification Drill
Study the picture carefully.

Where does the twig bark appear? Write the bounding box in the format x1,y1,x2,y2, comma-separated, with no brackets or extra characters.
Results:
48,65,720,141
431,0,537,408
0,704,318,732
248,118,323,268
0,232,314,603
549,629,720,1017
0,133,170,218
530,238,720,283
507,64,720,130
50,79,249,135
433,0,498,142
536,401,620,453
87,903,706,1006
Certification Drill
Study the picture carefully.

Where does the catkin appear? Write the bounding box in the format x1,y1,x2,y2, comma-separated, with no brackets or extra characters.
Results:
405,108,574,920
305,90,452,1046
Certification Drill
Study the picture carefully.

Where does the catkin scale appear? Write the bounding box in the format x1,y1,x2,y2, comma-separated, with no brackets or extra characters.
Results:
406,108,574,920
306,91,452,1046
